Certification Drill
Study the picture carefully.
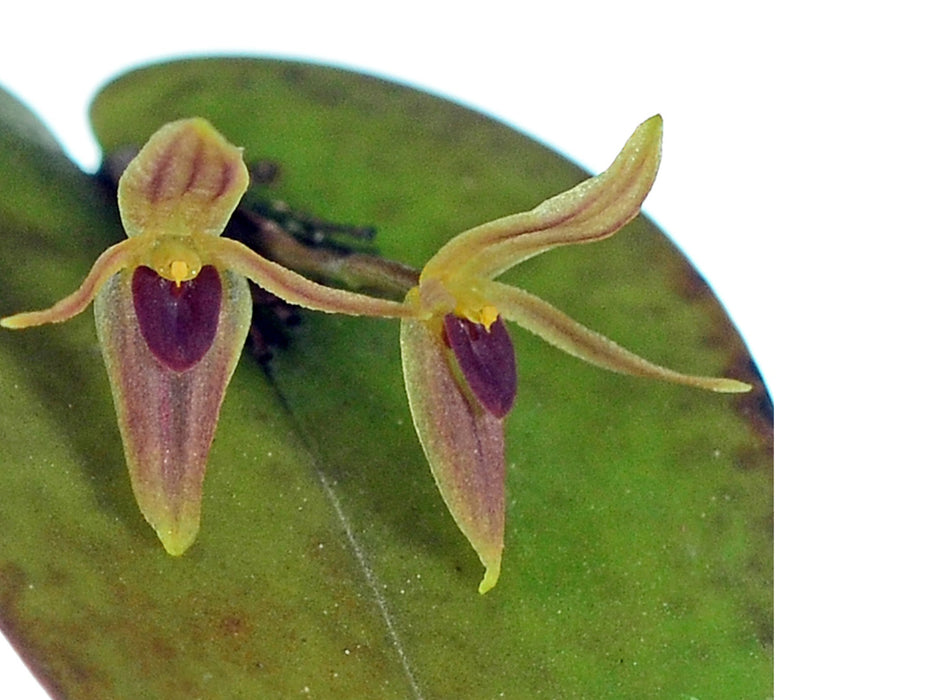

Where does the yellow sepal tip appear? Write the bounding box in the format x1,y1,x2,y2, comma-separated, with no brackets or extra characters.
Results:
711,378,754,393
478,560,501,594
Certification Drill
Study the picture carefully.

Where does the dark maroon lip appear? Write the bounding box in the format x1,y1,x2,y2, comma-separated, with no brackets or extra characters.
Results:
132,265,222,372
443,313,517,419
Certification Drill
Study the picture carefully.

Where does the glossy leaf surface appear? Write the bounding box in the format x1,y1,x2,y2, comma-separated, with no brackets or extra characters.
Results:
1,59,772,698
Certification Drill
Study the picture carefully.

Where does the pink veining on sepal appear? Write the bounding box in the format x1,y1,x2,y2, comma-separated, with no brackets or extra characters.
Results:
94,267,253,555
422,115,664,282
117,117,250,240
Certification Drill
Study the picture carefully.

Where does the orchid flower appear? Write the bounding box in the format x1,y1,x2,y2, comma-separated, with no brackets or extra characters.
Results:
1,118,413,555
398,114,751,592
2,116,750,595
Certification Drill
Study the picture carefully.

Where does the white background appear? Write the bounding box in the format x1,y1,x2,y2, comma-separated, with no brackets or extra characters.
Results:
2,1,929,696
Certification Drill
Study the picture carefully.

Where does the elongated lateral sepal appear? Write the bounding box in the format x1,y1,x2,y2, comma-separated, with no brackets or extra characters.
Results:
487,280,752,393
0,239,142,329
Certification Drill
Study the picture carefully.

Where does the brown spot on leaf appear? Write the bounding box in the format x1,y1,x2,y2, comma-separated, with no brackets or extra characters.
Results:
249,159,280,185
219,614,249,639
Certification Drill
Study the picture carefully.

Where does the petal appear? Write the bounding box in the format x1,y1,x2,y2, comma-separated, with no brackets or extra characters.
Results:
118,118,249,239
421,115,663,281
207,236,416,318
400,317,505,593
94,265,253,555
443,313,517,419
487,280,753,393
0,238,142,329
132,265,222,372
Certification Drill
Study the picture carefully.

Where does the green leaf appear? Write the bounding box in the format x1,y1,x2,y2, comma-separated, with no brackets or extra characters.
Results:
2,59,772,698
